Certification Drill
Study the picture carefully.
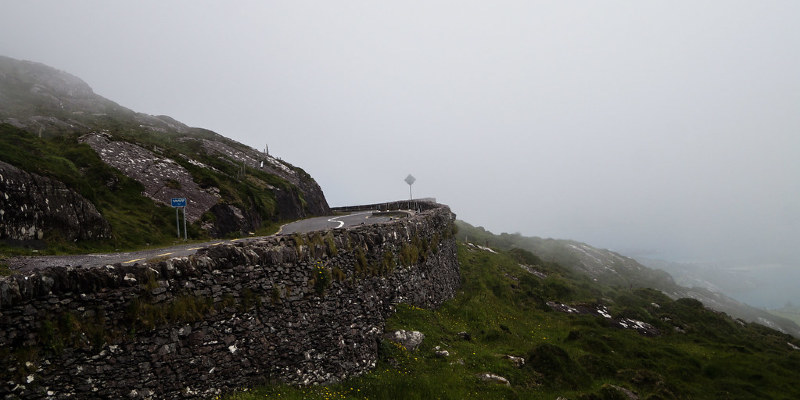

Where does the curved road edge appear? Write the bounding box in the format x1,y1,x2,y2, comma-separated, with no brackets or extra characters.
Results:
4,209,411,272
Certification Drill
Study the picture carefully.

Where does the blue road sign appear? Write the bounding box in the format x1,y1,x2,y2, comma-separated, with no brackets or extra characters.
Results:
171,198,187,207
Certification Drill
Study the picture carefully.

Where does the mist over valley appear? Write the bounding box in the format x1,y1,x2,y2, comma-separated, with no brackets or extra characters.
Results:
1,2,799,399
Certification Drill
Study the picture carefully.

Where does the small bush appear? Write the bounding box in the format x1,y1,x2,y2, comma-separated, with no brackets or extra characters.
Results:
526,343,588,389
355,247,368,276
381,251,395,274
310,233,324,249
292,234,305,258
324,232,338,256
309,262,332,296
400,243,420,266
675,298,704,309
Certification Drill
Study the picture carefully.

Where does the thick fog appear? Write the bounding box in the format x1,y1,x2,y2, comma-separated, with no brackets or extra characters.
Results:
2,1,798,269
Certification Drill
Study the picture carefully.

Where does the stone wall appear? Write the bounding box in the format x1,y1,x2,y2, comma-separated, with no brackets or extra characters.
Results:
0,202,460,399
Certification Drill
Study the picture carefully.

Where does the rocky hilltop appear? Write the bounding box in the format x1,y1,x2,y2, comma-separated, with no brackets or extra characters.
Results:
0,55,329,250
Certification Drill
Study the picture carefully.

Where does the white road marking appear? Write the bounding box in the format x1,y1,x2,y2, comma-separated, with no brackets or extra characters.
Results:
327,216,345,229
327,211,375,229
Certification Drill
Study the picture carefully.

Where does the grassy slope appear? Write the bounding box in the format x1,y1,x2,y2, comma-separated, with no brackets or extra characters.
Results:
227,242,800,400
0,123,288,255
0,123,176,253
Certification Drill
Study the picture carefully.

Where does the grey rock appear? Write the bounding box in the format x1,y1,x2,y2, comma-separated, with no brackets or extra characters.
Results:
476,372,510,386
79,133,219,223
386,330,425,352
0,160,111,242
503,354,525,368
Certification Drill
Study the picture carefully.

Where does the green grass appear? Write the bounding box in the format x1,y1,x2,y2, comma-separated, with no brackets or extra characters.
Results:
0,123,298,256
126,295,219,331
0,261,12,276
0,124,179,254
226,241,800,400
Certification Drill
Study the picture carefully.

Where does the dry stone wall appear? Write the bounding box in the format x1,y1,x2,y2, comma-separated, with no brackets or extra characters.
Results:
0,202,459,399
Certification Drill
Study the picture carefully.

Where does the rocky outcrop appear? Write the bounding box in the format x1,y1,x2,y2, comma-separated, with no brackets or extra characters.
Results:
0,202,459,399
183,137,330,216
0,160,110,242
79,132,219,222
546,301,660,336
206,203,260,237
78,132,327,233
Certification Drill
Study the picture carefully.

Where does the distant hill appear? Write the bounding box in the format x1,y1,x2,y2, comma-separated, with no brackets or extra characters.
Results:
770,305,800,326
0,55,329,254
639,257,800,310
455,221,800,338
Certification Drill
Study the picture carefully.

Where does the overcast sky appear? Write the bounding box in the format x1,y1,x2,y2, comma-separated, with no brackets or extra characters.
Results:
2,1,798,265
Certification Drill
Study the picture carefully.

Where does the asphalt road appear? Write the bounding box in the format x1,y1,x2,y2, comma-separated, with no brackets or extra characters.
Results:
5,211,398,272
277,211,393,234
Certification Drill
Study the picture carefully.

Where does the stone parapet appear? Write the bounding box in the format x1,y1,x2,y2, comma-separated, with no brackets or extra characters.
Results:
0,203,460,399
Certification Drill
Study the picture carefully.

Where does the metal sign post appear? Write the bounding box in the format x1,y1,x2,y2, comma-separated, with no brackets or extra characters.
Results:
404,174,416,210
175,207,180,238
183,206,188,240
171,198,187,240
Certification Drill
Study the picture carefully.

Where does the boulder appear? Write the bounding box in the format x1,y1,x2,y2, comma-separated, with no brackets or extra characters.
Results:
386,330,425,351
503,354,525,368
476,372,510,386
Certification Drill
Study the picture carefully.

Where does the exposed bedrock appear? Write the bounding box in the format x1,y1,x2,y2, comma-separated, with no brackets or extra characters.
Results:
0,160,110,242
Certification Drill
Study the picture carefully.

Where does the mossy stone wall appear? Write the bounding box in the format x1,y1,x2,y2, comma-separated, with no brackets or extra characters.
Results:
0,202,459,399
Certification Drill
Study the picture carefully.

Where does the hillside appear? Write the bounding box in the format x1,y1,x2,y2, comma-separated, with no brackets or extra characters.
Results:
227,238,800,399
455,221,800,338
0,55,329,254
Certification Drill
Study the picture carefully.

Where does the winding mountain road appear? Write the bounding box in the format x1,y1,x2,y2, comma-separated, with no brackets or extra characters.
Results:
6,210,403,272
